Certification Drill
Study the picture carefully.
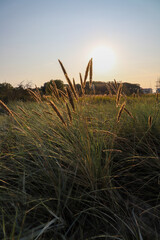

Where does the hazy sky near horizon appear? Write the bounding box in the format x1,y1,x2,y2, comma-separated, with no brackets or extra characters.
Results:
0,0,160,88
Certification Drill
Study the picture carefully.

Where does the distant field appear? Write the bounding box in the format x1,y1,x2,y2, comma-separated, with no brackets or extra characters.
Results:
0,91,160,239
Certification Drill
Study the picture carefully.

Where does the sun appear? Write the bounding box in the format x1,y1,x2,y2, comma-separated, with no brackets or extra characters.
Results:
89,45,116,74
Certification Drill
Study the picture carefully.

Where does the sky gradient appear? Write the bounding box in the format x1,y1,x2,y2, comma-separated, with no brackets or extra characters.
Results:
0,0,160,89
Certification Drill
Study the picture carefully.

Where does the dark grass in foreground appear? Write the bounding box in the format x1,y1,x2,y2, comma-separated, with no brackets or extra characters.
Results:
0,94,160,239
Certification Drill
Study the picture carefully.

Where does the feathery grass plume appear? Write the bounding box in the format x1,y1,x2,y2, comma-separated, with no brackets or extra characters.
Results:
58,59,78,100
66,87,75,111
89,58,93,88
109,82,117,94
10,110,25,120
66,103,72,122
32,110,42,117
137,88,140,97
148,115,152,128
116,82,123,107
27,89,41,102
106,83,112,96
84,59,91,87
124,107,134,119
58,89,68,100
35,85,42,101
0,100,15,118
49,100,66,125
51,80,60,100
17,106,29,117
49,84,57,98
117,101,126,122
79,73,85,95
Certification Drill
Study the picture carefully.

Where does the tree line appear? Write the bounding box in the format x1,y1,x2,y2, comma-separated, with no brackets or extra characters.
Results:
0,80,142,103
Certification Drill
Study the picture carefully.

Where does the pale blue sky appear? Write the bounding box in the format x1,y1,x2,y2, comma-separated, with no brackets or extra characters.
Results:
0,0,160,88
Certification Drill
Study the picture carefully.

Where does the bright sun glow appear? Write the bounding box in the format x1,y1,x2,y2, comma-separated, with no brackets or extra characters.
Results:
89,46,116,74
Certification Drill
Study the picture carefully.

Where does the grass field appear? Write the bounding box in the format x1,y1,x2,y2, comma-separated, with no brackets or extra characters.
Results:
0,91,160,240
0,61,160,239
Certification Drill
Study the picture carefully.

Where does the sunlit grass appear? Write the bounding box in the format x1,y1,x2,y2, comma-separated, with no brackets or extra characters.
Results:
0,93,160,239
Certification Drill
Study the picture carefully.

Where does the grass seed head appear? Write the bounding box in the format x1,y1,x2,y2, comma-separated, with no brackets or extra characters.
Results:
66,87,75,111
49,100,66,125
117,101,126,122
0,100,15,118
116,82,123,107
58,59,78,100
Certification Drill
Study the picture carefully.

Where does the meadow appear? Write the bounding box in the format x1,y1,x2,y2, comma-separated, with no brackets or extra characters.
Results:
0,61,160,239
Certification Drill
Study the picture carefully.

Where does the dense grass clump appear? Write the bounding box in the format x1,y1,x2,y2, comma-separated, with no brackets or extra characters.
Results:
0,93,160,240
0,61,160,239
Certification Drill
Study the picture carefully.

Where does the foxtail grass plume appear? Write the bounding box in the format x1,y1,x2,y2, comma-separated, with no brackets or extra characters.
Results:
84,59,91,87
117,101,126,122
27,89,41,102
66,87,75,111
116,83,123,107
0,100,15,118
58,60,78,100
49,100,66,125
89,58,93,88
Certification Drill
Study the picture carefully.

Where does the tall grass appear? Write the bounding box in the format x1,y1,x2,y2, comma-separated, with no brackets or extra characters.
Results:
0,61,160,239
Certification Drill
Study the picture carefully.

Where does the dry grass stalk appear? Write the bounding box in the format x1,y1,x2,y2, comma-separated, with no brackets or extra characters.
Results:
0,100,15,118
32,110,42,117
103,149,122,153
116,82,123,107
27,89,41,102
43,111,53,115
114,79,118,92
89,58,93,88
117,101,126,122
79,73,85,95
11,110,25,120
66,87,75,111
58,89,68,100
148,115,152,128
49,100,66,125
58,60,78,100
35,85,42,101
66,103,72,122
93,129,117,137
84,59,91,87
124,107,134,119
109,82,117,94
106,83,112,96
49,84,57,98
17,106,29,116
